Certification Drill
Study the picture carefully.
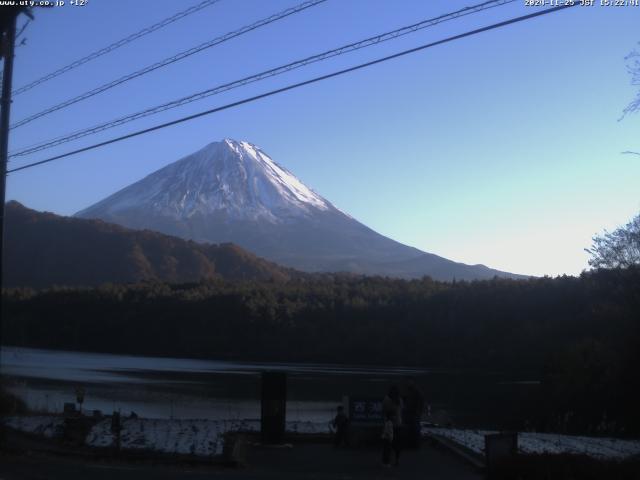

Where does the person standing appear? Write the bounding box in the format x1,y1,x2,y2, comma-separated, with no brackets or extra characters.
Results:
332,405,349,447
382,384,402,466
381,412,394,467
403,379,425,449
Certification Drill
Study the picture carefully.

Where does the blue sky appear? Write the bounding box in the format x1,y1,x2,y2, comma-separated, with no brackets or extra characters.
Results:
6,0,640,277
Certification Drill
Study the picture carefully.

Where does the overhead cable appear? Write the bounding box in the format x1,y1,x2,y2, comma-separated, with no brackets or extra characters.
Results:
10,0,327,129
10,0,515,159
13,0,224,96
7,4,578,175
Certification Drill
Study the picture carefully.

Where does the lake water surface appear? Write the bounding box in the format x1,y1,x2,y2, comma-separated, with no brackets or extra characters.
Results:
1,346,539,428
0,347,429,422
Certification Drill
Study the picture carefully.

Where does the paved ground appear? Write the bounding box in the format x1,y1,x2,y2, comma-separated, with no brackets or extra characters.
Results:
245,442,484,479
0,442,483,480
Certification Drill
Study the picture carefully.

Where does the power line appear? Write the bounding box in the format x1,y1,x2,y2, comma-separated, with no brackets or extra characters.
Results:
15,19,30,42
10,0,327,130
10,0,516,159
12,0,223,96
7,4,578,175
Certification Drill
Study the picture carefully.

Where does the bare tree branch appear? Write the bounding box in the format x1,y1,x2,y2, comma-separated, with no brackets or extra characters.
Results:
621,43,640,119
586,213,640,269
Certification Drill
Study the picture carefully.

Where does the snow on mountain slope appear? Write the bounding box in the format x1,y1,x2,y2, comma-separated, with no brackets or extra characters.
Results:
76,139,525,280
77,139,330,223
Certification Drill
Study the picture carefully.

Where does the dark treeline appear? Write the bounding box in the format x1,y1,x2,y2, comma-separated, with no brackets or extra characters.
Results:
2,267,639,434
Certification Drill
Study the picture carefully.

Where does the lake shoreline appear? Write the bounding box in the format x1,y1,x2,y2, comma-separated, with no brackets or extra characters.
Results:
1,346,543,430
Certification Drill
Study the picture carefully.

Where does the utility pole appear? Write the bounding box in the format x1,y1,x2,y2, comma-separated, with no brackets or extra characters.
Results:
0,8,22,358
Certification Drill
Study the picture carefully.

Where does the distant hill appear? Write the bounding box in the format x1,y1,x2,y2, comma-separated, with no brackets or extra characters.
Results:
3,201,296,288
76,138,527,281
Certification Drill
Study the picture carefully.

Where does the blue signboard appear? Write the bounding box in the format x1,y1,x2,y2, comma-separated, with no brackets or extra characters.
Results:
349,397,383,423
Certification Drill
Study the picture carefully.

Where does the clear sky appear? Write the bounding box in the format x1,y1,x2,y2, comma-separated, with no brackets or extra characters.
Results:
5,0,640,277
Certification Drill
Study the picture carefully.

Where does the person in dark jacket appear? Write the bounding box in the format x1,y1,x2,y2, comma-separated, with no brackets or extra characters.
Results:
403,379,425,448
381,412,394,467
332,405,349,447
382,385,402,465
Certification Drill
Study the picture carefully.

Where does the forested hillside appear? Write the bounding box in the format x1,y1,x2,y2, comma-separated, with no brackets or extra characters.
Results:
3,267,639,433
3,201,296,287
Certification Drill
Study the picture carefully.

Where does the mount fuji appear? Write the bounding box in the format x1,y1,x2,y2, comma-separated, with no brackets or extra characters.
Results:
75,139,523,280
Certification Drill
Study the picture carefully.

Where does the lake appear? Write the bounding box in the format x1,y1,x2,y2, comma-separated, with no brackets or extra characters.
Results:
0,346,540,428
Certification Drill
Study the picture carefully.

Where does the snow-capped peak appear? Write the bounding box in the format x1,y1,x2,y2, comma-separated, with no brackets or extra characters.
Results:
77,139,332,223
220,139,328,211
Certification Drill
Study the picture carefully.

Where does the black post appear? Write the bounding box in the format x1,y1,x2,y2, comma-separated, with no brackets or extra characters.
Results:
111,411,121,451
485,432,518,476
261,371,286,444
0,12,17,353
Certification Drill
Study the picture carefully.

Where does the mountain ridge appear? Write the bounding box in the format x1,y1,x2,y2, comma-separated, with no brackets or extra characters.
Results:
3,201,298,288
75,138,527,281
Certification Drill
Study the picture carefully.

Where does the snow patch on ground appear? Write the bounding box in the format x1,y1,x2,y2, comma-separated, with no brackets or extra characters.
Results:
6,415,639,461
91,417,331,456
2,415,64,438
423,426,640,460
7,415,639,461
86,418,260,456
3,415,331,457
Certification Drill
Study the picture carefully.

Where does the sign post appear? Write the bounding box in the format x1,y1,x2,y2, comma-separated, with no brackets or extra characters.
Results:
260,371,286,444
75,387,85,414
485,432,518,474
111,411,121,451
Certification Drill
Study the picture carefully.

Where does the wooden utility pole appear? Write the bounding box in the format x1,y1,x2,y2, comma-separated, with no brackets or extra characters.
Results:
0,8,20,354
